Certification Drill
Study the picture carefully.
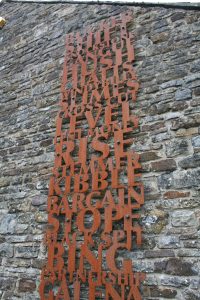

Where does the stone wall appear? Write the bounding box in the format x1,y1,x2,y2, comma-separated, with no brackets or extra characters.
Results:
0,2,200,299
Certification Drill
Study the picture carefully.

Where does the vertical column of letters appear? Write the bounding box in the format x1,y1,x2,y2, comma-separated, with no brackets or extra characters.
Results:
40,12,145,300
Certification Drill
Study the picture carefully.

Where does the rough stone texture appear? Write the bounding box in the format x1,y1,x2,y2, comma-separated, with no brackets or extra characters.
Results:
0,2,200,299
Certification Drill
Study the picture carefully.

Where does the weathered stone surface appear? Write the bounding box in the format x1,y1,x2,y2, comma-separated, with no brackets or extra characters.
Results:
145,250,175,258
142,209,168,234
0,214,17,234
193,87,200,96
171,11,186,22
154,260,167,272
165,139,189,157
157,173,173,190
158,236,180,249
190,278,200,290
161,276,191,287
166,258,198,276
171,115,200,131
163,190,190,199
15,246,39,258
177,250,200,259
0,2,200,299
0,243,14,258
192,136,200,148
151,159,177,172
179,154,200,169
171,210,196,227
0,277,15,291
158,169,200,189
151,286,177,298
176,127,198,137
140,151,161,162
183,289,200,300
175,88,192,101
18,279,36,293
144,285,177,298
31,195,47,206
35,211,48,223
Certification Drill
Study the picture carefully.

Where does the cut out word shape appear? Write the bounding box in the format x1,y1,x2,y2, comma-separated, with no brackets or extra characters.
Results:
40,11,145,300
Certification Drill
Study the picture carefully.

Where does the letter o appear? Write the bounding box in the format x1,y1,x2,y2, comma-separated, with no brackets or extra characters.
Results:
77,208,101,234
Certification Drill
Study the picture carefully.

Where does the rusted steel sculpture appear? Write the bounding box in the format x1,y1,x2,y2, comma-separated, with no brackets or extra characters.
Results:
40,12,145,299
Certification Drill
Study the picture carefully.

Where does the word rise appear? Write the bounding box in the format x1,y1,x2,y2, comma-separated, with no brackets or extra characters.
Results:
40,12,145,300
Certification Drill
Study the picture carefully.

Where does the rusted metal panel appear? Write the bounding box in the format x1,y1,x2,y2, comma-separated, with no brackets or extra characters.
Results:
40,12,145,299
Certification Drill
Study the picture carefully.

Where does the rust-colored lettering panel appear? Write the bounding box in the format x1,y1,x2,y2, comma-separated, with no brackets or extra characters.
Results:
40,12,145,300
